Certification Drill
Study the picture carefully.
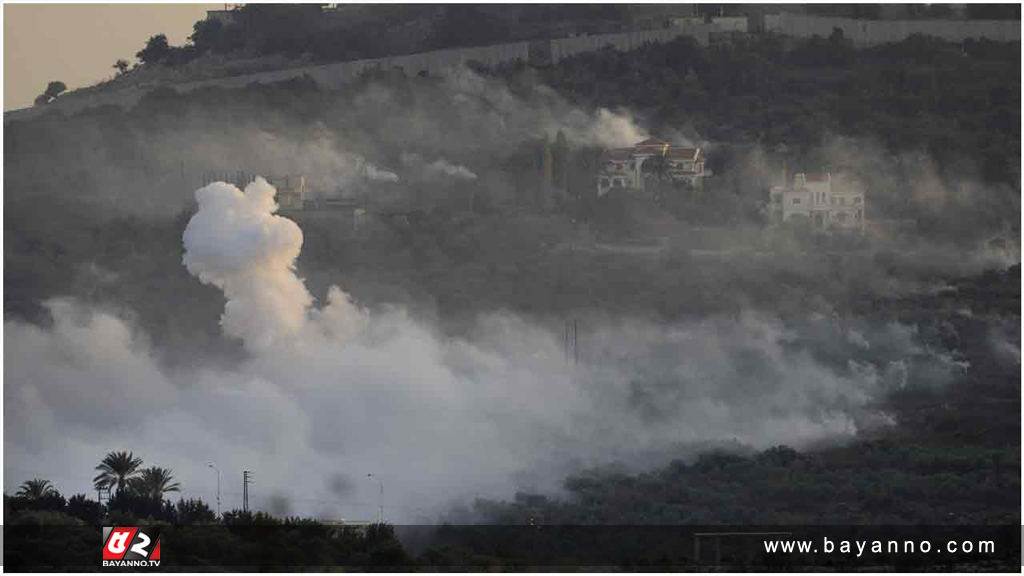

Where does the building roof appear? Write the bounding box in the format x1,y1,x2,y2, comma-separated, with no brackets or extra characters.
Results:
665,147,701,160
805,172,831,182
635,138,669,146
634,138,670,154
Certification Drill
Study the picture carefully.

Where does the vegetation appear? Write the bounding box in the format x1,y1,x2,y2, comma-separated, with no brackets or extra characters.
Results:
3,32,1017,370
33,80,66,106
112,58,130,76
129,466,181,500
536,33,1019,186
93,450,144,494
15,479,58,500
5,484,413,569
135,33,170,65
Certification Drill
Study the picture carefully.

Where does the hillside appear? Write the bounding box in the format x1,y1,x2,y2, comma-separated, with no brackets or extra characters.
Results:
3,17,1020,571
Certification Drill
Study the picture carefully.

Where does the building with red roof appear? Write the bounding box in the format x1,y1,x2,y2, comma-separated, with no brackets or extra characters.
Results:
597,140,706,196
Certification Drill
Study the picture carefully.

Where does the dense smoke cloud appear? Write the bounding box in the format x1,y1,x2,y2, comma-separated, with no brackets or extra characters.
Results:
183,178,312,352
4,180,969,521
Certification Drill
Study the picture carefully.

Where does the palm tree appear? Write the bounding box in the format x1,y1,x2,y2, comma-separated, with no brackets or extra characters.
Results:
93,451,143,494
16,478,57,500
131,467,181,500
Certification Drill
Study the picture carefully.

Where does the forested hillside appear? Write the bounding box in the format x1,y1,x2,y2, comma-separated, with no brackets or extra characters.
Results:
4,26,1019,566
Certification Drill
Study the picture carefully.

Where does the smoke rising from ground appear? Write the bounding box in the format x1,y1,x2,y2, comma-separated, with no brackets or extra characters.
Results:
4,179,970,521
183,178,312,352
401,152,478,181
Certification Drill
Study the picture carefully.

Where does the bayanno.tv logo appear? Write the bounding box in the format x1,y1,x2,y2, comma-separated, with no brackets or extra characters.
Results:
102,527,161,567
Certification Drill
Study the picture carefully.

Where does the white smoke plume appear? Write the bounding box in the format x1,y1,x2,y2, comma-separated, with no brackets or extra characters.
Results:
4,180,966,521
568,107,651,149
364,165,400,183
441,67,650,149
401,152,478,181
182,178,312,352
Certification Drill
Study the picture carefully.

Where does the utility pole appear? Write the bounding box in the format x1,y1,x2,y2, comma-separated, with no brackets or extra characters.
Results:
206,462,221,518
243,470,252,513
367,474,383,523
97,486,111,524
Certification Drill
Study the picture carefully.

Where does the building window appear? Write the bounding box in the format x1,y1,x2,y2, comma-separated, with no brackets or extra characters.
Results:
854,196,862,204
792,198,801,204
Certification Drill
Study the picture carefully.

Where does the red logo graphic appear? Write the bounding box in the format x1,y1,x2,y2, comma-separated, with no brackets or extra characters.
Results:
102,527,161,566
103,527,138,560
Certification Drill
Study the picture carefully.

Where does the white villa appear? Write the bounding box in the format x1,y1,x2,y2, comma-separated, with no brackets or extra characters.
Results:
597,139,707,196
770,172,865,232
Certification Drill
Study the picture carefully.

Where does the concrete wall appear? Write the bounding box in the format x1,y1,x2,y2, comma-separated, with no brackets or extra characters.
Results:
765,13,1020,46
711,17,749,33
550,25,713,63
5,25,713,124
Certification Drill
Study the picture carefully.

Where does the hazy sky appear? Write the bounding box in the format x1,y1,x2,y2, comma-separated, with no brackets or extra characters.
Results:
4,3,216,110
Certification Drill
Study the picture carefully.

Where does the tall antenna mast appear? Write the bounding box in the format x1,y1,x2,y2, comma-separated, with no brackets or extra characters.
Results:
243,470,252,513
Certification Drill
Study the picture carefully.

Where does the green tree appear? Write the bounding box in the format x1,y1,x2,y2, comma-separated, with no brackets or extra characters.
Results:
130,466,181,500
430,5,510,50
189,18,223,53
16,478,57,500
66,494,101,523
175,497,216,524
45,81,67,98
136,34,170,65
93,451,143,493
33,81,67,106
113,59,130,76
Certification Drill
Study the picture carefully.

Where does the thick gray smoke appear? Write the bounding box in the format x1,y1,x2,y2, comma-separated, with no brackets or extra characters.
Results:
4,179,967,522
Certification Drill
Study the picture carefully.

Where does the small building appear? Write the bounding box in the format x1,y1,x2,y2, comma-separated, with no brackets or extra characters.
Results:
770,172,865,232
597,139,707,197
269,175,307,211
